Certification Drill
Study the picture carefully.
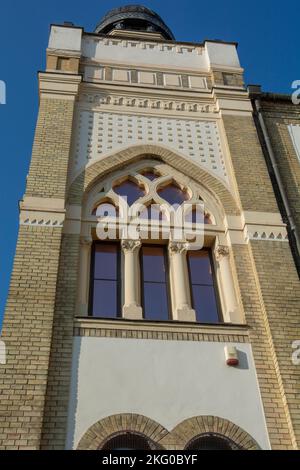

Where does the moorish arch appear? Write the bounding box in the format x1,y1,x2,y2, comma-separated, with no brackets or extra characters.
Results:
68,144,241,216
170,416,261,450
82,157,225,227
76,413,168,450
76,414,260,450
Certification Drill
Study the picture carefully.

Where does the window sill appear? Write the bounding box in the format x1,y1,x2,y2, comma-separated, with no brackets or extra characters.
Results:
74,317,250,342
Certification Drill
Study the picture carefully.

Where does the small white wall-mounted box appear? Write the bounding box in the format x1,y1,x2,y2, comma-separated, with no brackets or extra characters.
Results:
224,345,239,366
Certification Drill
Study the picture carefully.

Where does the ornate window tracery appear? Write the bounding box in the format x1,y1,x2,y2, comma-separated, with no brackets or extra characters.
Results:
77,159,242,324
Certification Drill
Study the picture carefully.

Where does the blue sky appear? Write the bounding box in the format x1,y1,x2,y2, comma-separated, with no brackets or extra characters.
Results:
0,0,299,327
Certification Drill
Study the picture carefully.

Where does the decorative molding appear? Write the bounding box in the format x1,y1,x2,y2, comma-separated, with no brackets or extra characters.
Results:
215,245,230,260
71,111,227,183
80,236,93,246
83,65,208,91
74,318,249,343
121,239,142,252
20,211,64,228
168,241,190,255
247,230,289,242
79,92,217,114
82,36,204,57
38,72,82,99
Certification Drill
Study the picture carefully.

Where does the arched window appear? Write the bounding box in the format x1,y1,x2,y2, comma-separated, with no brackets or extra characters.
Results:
81,163,242,324
185,433,242,450
101,432,156,450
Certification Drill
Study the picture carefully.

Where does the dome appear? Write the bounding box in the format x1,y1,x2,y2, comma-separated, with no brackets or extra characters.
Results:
94,4,175,40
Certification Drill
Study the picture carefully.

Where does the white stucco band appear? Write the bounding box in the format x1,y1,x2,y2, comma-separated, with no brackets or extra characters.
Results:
48,25,82,53
66,337,270,450
288,124,300,163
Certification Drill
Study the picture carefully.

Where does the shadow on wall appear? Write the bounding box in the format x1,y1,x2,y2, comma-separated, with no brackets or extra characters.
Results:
65,336,82,450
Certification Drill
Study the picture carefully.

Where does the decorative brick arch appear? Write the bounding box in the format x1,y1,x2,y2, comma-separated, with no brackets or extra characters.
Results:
76,413,169,450
68,145,240,215
76,414,260,450
166,416,260,450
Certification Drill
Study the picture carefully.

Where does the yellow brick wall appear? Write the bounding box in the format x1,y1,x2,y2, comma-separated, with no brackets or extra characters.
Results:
223,115,279,212
25,98,76,199
40,234,80,450
0,226,62,449
259,99,300,239
232,243,294,449
0,91,77,449
250,240,300,449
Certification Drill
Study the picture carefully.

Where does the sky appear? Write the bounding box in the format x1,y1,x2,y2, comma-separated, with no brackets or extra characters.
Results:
0,0,299,327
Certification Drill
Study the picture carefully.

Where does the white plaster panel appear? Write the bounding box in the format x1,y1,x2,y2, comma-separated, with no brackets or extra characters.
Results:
66,338,270,449
82,37,209,71
288,124,300,163
189,76,207,89
139,71,156,84
205,42,240,68
164,74,181,87
112,69,130,82
84,66,103,81
71,111,228,182
48,26,82,52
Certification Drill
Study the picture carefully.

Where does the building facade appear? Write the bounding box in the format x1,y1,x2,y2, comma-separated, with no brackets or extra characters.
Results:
0,5,299,450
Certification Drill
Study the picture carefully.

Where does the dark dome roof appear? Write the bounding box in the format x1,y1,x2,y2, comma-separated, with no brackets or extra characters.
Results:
95,4,175,40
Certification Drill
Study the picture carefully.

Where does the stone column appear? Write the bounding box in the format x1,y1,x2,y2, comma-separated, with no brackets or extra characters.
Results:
121,239,143,320
168,241,196,322
215,245,240,323
76,236,93,316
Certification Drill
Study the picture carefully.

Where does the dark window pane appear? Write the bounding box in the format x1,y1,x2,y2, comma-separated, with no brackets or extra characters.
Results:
91,243,120,318
143,283,169,321
192,285,219,323
139,204,166,221
140,170,159,181
142,246,166,282
113,180,145,206
158,183,189,206
188,251,214,285
204,213,212,225
185,434,238,450
102,433,152,450
185,207,205,224
94,244,117,280
92,280,118,318
141,246,169,321
93,202,118,217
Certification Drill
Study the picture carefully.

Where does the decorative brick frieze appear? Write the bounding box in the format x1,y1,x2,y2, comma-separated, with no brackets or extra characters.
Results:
73,318,249,343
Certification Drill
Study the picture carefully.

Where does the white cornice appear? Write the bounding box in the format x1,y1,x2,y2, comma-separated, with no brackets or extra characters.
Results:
38,72,82,99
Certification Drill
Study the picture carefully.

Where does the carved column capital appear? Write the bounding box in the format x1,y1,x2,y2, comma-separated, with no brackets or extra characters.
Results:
121,239,141,253
80,236,93,247
215,245,230,261
168,241,190,256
